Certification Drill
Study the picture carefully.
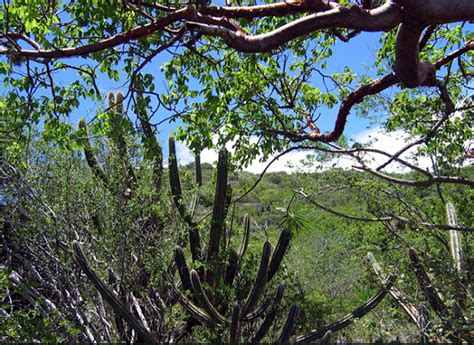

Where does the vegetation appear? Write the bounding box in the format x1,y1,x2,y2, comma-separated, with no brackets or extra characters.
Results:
1,0,473,343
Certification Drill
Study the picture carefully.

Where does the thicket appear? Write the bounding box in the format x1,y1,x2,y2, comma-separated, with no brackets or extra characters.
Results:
1,101,472,342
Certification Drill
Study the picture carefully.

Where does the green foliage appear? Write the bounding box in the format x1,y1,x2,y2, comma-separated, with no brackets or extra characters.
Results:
0,269,61,342
1,1,472,342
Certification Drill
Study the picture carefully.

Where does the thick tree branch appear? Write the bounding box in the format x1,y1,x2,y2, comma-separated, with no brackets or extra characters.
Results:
395,0,474,88
195,2,402,53
270,39,473,143
398,0,474,25
395,21,437,87
200,1,336,19
0,8,195,59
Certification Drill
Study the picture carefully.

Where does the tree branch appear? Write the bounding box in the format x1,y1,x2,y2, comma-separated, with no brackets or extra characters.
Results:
195,2,402,53
296,189,474,232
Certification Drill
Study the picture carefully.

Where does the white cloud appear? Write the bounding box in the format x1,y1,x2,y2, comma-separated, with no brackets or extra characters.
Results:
336,127,433,173
175,140,195,164
173,137,312,174
241,150,315,174
172,128,434,175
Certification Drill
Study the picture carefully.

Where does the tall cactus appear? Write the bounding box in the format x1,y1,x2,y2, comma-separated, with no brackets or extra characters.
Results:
195,154,202,187
446,203,463,273
77,118,109,187
77,90,165,207
107,91,136,189
135,92,163,194
168,137,202,262
206,149,229,287
73,140,395,343
165,141,394,342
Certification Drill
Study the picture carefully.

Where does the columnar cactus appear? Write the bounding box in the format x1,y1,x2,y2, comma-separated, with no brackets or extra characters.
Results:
136,91,163,194
195,154,202,187
366,203,471,342
77,118,109,187
446,203,463,273
168,137,202,263
165,140,394,342
72,136,395,343
77,91,163,200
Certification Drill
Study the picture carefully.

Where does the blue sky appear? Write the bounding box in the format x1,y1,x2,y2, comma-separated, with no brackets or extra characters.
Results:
67,30,387,161
2,19,397,172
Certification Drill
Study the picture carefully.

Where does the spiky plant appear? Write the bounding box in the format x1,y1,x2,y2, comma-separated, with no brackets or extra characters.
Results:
367,204,471,342
73,137,395,343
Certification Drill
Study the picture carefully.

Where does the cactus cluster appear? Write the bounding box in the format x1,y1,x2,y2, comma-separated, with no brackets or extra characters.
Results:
72,132,395,343
168,136,299,341
367,204,471,342
77,91,162,197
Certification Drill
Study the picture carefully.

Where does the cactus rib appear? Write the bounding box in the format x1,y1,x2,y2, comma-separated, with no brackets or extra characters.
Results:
190,270,227,325
226,214,251,286
277,304,298,344
136,92,163,193
229,303,241,344
108,91,136,187
241,241,271,318
238,214,251,261
172,285,218,326
195,154,202,187
224,249,239,286
249,284,285,344
77,119,109,187
268,229,292,282
168,137,201,262
174,247,192,292
206,149,229,284
295,275,396,343
242,297,272,322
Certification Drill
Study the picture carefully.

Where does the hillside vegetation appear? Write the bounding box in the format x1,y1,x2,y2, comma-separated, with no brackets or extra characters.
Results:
2,136,472,342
